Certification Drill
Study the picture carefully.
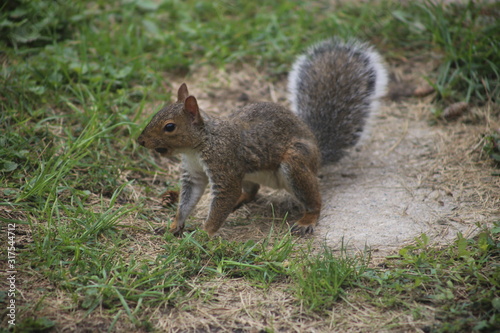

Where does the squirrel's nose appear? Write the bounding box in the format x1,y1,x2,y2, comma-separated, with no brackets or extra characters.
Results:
138,136,146,147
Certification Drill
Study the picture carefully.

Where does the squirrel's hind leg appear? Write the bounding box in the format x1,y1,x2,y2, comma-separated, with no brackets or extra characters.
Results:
280,146,322,236
289,181,322,235
233,181,260,212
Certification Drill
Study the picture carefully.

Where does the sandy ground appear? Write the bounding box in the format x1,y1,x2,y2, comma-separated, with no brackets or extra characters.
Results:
317,100,498,256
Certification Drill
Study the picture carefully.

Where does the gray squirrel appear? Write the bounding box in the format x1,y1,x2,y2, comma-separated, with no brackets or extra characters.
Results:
138,37,388,237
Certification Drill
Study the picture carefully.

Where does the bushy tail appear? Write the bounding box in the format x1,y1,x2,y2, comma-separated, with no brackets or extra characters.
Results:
288,38,388,164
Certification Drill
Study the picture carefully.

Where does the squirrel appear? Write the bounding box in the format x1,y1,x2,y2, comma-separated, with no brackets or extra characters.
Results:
137,37,388,237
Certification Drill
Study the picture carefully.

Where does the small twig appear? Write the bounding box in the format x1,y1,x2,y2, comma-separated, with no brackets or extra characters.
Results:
384,119,409,155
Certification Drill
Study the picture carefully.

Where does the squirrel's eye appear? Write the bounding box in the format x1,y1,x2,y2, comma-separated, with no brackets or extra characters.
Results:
164,123,176,132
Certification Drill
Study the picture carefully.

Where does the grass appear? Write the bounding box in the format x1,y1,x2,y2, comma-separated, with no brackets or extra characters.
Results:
1,0,499,332
363,227,500,332
294,242,368,313
391,1,499,104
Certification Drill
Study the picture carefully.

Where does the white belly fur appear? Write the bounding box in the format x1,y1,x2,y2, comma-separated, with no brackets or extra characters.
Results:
182,151,291,192
243,169,290,191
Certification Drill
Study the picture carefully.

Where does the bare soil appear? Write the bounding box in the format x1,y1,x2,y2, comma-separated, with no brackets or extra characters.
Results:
317,97,499,256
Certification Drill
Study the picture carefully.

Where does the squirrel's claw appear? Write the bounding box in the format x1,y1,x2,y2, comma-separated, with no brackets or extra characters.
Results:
153,224,185,237
154,226,166,234
291,224,314,236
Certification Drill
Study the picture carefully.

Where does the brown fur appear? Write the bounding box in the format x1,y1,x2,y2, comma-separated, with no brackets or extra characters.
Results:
138,84,321,236
138,38,387,237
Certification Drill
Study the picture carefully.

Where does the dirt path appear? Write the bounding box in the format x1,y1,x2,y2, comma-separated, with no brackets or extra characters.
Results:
318,99,498,256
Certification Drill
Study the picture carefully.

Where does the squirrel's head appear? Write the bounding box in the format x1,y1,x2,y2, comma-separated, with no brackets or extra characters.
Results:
137,83,204,156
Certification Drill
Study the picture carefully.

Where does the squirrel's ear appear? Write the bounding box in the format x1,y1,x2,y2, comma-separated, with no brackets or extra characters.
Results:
184,95,203,125
177,83,189,102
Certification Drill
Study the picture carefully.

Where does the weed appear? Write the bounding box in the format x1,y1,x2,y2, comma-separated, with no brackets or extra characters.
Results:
5,317,55,333
293,242,368,313
484,131,500,168
160,228,296,287
393,1,499,104
362,225,500,332
0,0,81,49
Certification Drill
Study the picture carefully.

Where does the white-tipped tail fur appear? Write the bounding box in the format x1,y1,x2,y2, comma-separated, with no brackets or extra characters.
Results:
287,37,388,164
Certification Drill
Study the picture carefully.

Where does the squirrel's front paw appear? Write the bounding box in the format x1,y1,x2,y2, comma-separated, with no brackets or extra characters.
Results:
291,224,314,236
169,224,185,237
